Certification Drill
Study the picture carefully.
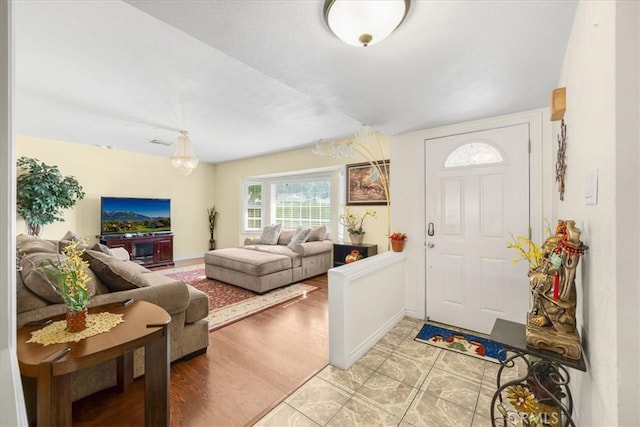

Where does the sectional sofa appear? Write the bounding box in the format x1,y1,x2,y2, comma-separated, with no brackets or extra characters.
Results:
16,233,210,401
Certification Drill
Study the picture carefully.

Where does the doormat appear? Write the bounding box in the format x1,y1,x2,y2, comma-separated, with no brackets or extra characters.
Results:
162,264,317,331
415,322,506,363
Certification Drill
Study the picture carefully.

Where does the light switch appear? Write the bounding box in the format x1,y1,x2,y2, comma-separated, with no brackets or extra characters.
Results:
585,169,598,205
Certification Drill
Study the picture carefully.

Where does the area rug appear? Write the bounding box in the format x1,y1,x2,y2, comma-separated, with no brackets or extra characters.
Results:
415,322,506,363
162,264,317,331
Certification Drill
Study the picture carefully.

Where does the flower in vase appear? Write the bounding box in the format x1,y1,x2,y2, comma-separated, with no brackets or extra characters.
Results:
40,239,91,312
338,206,376,235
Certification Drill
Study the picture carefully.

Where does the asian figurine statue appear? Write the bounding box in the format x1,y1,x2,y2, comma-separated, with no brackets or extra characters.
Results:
526,220,587,360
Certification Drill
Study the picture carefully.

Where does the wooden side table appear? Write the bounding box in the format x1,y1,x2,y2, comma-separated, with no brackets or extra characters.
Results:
333,242,378,267
489,319,586,427
17,300,171,427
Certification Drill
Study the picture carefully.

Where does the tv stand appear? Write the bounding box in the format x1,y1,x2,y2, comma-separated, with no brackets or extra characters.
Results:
100,234,174,269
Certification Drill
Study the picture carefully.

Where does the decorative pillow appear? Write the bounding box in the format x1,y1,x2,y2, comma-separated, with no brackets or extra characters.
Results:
82,250,151,292
287,227,311,249
61,230,80,242
277,229,297,246
90,242,114,257
19,252,97,304
259,223,282,245
17,234,58,255
307,226,327,242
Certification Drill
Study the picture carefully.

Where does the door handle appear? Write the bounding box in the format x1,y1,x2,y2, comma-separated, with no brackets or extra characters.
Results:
427,242,435,248
427,223,435,236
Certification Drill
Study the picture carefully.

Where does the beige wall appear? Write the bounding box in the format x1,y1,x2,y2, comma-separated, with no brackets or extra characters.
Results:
214,136,391,253
16,133,392,259
16,135,217,260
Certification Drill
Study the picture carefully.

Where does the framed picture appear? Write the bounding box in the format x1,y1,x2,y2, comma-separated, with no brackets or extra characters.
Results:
346,160,390,205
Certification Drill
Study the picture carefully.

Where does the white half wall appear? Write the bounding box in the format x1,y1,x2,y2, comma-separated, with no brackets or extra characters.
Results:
328,252,407,369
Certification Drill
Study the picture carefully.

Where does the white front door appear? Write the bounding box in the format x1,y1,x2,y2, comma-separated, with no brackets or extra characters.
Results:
425,124,530,334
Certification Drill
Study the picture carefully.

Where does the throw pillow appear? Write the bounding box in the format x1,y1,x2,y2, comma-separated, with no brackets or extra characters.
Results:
287,227,311,249
19,252,97,304
277,228,297,246
83,250,151,292
307,226,327,242
17,234,58,255
90,242,114,257
259,223,282,245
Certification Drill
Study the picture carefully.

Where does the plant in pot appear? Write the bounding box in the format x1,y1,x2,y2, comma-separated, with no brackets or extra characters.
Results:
40,239,91,332
338,206,376,245
17,157,85,237
389,232,407,252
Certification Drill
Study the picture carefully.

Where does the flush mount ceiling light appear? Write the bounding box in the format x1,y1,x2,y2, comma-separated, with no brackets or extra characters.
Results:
170,130,199,175
323,0,411,47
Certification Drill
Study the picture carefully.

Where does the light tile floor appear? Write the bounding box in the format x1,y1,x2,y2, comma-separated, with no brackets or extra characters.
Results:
256,317,525,427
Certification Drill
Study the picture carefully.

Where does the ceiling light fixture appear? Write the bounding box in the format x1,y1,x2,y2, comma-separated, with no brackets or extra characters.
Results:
323,0,411,47
171,130,199,175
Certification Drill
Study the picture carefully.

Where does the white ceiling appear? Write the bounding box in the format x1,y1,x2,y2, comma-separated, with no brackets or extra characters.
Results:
15,0,578,164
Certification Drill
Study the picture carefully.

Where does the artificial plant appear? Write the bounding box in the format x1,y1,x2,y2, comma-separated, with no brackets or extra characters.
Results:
16,157,85,236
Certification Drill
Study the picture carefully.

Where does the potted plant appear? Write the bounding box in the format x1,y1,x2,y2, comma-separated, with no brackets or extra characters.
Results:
389,232,407,252
338,206,376,244
17,157,85,237
40,240,91,332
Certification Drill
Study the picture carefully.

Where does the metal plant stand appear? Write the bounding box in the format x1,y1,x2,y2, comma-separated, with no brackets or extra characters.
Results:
489,319,586,427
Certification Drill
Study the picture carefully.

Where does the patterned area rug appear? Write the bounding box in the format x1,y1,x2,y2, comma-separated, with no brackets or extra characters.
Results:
163,264,317,331
415,322,506,363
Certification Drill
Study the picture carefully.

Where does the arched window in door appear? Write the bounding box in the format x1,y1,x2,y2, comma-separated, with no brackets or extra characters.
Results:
444,142,504,168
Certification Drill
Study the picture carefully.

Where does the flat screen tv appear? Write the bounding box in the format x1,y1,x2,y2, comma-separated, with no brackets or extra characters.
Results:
101,197,171,236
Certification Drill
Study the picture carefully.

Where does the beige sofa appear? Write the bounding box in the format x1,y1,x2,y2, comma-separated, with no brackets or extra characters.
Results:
16,234,210,401
204,226,333,293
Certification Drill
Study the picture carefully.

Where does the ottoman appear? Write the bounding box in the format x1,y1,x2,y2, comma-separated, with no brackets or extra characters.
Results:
204,248,293,294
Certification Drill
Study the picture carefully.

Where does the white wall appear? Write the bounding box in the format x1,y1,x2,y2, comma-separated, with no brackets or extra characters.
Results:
555,1,640,424
1,1,28,424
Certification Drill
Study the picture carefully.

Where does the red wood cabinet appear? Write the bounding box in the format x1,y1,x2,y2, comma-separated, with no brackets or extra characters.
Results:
101,235,174,268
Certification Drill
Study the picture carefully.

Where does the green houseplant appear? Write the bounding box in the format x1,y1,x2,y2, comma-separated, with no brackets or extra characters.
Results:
17,157,85,236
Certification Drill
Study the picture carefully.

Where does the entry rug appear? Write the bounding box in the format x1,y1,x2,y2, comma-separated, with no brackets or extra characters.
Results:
415,322,506,363
162,264,317,331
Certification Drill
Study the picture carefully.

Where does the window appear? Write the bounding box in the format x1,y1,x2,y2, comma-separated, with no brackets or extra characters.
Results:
243,181,263,232
242,173,332,234
444,142,504,168
271,179,331,229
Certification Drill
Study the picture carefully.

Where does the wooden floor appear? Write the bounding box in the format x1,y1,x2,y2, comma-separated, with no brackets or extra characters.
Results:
71,259,330,427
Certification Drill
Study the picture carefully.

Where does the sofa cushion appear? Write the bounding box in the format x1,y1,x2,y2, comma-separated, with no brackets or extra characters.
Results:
259,223,282,245
244,244,302,268
287,227,311,249
19,252,98,304
307,226,327,242
17,234,58,255
83,249,151,292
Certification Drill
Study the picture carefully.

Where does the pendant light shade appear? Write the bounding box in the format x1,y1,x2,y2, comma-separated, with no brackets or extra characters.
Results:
323,0,411,47
171,130,199,175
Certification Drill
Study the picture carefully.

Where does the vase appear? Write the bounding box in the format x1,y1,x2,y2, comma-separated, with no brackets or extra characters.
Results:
209,231,216,250
391,240,405,252
66,307,88,332
349,233,364,245
345,250,362,264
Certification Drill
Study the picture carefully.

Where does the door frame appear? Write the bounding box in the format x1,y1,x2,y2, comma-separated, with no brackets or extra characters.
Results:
417,110,549,320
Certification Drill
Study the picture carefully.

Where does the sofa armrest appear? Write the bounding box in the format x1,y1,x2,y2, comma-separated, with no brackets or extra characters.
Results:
292,240,333,256
244,237,261,245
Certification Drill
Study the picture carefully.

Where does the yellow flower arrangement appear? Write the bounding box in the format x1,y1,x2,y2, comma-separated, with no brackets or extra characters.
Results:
505,385,539,414
507,219,552,269
40,240,91,312
338,206,376,235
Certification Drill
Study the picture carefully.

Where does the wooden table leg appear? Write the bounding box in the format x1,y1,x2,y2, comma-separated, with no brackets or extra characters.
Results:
116,352,134,393
144,324,170,427
37,362,72,427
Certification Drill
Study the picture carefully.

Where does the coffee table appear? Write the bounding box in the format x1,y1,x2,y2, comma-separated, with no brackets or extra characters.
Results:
17,300,171,427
